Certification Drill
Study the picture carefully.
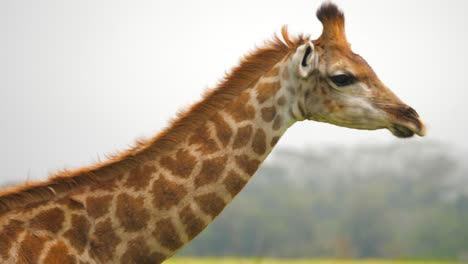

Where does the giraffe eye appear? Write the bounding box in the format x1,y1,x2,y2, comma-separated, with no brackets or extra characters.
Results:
330,74,355,87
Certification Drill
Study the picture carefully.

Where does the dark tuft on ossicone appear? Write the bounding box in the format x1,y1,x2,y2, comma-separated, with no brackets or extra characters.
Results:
316,2,344,23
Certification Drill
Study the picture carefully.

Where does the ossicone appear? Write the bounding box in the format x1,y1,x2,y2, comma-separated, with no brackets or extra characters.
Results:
315,2,347,45
316,2,344,24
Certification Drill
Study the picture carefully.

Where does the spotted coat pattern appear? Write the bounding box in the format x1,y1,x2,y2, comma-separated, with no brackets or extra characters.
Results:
0,61,297,263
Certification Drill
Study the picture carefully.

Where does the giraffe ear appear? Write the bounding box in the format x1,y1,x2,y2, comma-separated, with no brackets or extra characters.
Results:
297,41,317,78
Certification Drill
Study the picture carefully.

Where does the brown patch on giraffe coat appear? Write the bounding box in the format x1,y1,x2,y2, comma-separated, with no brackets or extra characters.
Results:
256,81,281,104
195,155,228,187
271,136,281,147
0,220,24,258
29,207,65,234
125,164,156,190
212,113,233,147
235,155,261,175
194,193,226,218
153,218,183,251
121,237,166,264
252,128,267,155
264,65,280,77
59,197,85,211
277,95,286,106
116,193,150,232
179,205,206,239
86,195,113,219
261,106,276,122
226,92,256,122
223,170,248,196
189,124,220,154
90,218,121,262
233,124,253,149
273,116,283,130
43,241,76,264
64,214,90,254
17,233,47,264
152,174,187,210
160,149,197,179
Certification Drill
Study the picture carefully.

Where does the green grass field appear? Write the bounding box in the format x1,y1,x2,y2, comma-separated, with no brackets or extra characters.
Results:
166,258,459,264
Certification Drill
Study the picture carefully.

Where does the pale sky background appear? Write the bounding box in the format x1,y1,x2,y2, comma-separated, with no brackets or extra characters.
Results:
0,0,466,184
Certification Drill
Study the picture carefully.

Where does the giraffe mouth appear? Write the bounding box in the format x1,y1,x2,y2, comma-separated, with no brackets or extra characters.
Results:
390,124,415,138
389,118,426,138
382,105,426,138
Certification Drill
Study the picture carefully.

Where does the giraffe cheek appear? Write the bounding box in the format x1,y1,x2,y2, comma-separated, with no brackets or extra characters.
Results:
323,99,342,113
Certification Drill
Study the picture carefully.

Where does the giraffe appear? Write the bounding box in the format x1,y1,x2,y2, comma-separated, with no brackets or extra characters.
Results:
0,2,425,263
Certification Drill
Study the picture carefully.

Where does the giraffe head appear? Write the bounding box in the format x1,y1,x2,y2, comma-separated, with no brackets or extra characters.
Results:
286,2,425,138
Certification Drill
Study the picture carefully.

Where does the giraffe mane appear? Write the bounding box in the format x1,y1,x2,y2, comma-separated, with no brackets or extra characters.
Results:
0,27,304,215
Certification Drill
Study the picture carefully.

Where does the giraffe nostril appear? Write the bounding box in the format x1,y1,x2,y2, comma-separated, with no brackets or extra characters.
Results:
399,107,419,120
407,107,419,118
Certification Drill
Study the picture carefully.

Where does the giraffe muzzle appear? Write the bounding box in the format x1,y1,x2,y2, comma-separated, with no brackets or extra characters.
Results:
388,107,426,138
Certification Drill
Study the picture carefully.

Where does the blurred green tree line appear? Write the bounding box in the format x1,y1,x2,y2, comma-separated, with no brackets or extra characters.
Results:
178,142,468,261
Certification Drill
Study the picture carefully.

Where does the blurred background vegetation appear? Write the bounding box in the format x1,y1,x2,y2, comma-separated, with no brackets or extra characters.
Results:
174,141,468,261
1,141,465,262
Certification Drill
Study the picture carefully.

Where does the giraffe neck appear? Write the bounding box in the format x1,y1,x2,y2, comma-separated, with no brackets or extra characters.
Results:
142,61,296,259
0,46,300,263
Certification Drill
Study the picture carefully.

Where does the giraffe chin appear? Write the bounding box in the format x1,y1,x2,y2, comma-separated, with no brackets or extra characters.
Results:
390,124,415,138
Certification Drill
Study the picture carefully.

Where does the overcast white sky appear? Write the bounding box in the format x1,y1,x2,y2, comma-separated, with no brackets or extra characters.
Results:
0,0,466,184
